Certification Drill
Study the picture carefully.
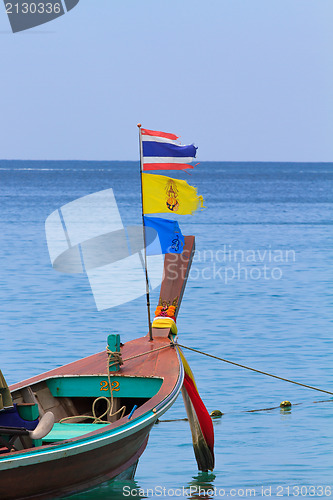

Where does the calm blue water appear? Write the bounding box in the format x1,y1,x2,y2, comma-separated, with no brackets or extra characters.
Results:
1,161,332,499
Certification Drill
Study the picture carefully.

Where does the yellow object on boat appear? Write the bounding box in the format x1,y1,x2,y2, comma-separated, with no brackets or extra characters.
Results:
152,317,178,334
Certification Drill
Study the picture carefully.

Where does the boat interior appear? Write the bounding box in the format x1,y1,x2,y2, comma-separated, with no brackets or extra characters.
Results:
0,371,163,454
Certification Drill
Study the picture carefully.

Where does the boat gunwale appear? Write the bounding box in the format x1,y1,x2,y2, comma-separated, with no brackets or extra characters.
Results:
0,349,184,469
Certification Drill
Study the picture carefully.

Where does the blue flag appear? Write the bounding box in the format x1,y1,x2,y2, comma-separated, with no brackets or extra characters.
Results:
144,216,185,255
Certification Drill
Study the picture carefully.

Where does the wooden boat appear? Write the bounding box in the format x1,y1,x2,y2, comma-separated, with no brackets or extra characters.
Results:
0,237,195,500
0,127,215,498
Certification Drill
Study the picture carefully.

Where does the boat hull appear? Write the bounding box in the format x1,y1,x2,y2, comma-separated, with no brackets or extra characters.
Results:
0,335,183,500
1,427,150,499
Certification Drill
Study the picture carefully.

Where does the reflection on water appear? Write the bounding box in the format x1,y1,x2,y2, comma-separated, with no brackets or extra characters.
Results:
64,479,146,500
64,473,218,499
187,472,216,499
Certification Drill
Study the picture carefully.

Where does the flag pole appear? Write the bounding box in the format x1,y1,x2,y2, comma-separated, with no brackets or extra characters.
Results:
137,123,153,341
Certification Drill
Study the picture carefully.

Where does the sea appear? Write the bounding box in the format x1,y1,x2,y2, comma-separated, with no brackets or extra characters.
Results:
1,161,332,499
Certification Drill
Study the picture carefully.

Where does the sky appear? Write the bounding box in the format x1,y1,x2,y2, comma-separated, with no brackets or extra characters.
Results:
0,0,332,162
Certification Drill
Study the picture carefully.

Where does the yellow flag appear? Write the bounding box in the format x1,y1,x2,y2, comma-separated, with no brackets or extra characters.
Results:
142,174,204,215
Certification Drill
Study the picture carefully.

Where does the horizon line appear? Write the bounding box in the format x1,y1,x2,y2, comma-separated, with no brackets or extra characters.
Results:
0,159,332,164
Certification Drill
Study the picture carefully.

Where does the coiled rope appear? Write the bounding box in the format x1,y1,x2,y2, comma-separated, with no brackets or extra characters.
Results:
60,347,127,424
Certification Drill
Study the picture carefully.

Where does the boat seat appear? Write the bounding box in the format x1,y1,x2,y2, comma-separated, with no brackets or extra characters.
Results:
0,412,54,451
42,422,109,443
0,404,39,430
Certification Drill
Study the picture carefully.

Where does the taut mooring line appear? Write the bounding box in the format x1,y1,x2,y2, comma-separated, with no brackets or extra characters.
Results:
174,342,333,396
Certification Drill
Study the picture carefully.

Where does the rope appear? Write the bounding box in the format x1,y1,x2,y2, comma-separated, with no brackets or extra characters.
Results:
60,348,127,424
157,398,333,422
60,344,172,424
106,347,126,420
104,344,173,419
106,348,124,368
60,397,112,424
174,342,333,396
121,343,172,363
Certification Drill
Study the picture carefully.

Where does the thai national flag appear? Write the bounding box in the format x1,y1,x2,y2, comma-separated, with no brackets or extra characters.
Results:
141,128,197,171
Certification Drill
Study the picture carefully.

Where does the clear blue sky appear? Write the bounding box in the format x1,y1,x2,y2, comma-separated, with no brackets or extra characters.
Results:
0,0,332,161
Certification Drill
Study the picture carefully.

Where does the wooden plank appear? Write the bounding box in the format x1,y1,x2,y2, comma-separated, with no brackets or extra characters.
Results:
45,376,163,398
21,386,45,416
151,327,170,338
157,235,195,317
0,370,13,408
